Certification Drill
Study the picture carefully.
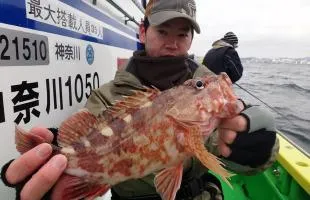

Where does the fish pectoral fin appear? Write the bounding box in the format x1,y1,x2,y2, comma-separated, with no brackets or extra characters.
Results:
154,163,183,200
15,126,47,154
61,175,110,200
184,125,233,188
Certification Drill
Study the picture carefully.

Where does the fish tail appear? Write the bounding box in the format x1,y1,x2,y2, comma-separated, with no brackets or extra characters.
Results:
15,126,47,154
196,150,233,188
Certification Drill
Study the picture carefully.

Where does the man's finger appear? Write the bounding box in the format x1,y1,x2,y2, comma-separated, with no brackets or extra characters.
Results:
21,154,67,200
30,127,54,143
218,139,232,157
218,129,237,144
6,143,53,184
50,174,74,200
218,115,247,132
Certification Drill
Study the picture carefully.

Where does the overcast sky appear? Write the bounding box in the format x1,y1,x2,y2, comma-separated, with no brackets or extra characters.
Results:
190,0,310,58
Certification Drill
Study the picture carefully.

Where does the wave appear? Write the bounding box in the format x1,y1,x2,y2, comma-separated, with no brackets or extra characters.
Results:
273,106,289,111
243,63,310,155
252,82,310,94
275,110,310,127
266,75,290,80
285,114,310,123
279,83,310,93
249,72,263,76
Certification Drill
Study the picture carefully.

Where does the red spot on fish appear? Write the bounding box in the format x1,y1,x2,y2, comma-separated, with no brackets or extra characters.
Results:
132,121,147,133
132,110,147,131
109,118,126,135
111,139,122,155
108,159,133,176
121,138,137,153
77,150,105,173
87,128,109,146
71,142,86,151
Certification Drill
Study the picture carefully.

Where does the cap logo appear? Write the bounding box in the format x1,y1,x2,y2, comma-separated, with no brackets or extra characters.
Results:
145,0,158,17
187,2,196,18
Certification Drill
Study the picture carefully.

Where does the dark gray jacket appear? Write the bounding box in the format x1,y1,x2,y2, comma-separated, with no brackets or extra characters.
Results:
203,40,243,83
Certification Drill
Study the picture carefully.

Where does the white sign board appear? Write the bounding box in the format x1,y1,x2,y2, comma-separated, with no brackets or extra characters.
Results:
0,0,140,198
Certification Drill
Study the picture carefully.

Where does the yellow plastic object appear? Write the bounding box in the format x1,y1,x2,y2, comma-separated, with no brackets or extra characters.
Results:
276,134,310,194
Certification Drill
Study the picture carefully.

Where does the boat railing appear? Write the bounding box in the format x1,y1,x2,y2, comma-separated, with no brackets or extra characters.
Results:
131,0,145,14
91,0,142,26
277,130,310,158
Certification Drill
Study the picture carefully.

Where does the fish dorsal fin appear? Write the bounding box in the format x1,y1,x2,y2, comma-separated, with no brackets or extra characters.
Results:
57,109,100,148
104,87,161,119
57,87,160,149
154,163,183,200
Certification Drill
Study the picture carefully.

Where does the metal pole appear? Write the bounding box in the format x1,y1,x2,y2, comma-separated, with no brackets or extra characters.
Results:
106,0,140,26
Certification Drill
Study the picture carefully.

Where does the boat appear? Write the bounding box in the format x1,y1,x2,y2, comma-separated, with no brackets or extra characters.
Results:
217,132,310,200
0,0,309,199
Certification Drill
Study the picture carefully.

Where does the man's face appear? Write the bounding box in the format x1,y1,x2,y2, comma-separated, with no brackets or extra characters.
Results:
139,18,193,57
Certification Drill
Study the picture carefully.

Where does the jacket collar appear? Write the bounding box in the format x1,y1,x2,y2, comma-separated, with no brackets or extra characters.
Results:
212,39,234,49
121,50,198,90
113,70,144,89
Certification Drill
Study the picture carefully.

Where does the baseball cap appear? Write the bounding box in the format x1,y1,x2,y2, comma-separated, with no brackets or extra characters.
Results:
145,0,201,34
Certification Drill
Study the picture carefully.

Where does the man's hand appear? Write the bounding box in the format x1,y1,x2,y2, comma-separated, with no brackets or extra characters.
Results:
5,127,67,200
217,115,247,158
216,104,277,167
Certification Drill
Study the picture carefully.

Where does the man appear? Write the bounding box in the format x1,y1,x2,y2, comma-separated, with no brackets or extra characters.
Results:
2,0,278,199
203,32,243,83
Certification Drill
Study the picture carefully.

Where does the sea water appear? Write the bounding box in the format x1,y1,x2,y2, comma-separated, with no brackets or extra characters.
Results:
235,63,310,155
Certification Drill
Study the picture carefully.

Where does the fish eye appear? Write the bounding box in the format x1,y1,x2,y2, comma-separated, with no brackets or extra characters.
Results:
195,80,204,90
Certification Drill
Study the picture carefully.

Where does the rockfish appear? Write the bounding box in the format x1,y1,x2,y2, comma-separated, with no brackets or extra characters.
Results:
15,73,243,200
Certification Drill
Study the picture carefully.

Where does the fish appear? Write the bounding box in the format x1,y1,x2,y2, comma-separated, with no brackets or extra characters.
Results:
15,72,243,200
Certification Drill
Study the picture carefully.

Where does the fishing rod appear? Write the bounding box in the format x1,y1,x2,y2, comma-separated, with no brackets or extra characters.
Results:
235,83,310,158
234,83,295,124
226,55,310,158
226,55,295,124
